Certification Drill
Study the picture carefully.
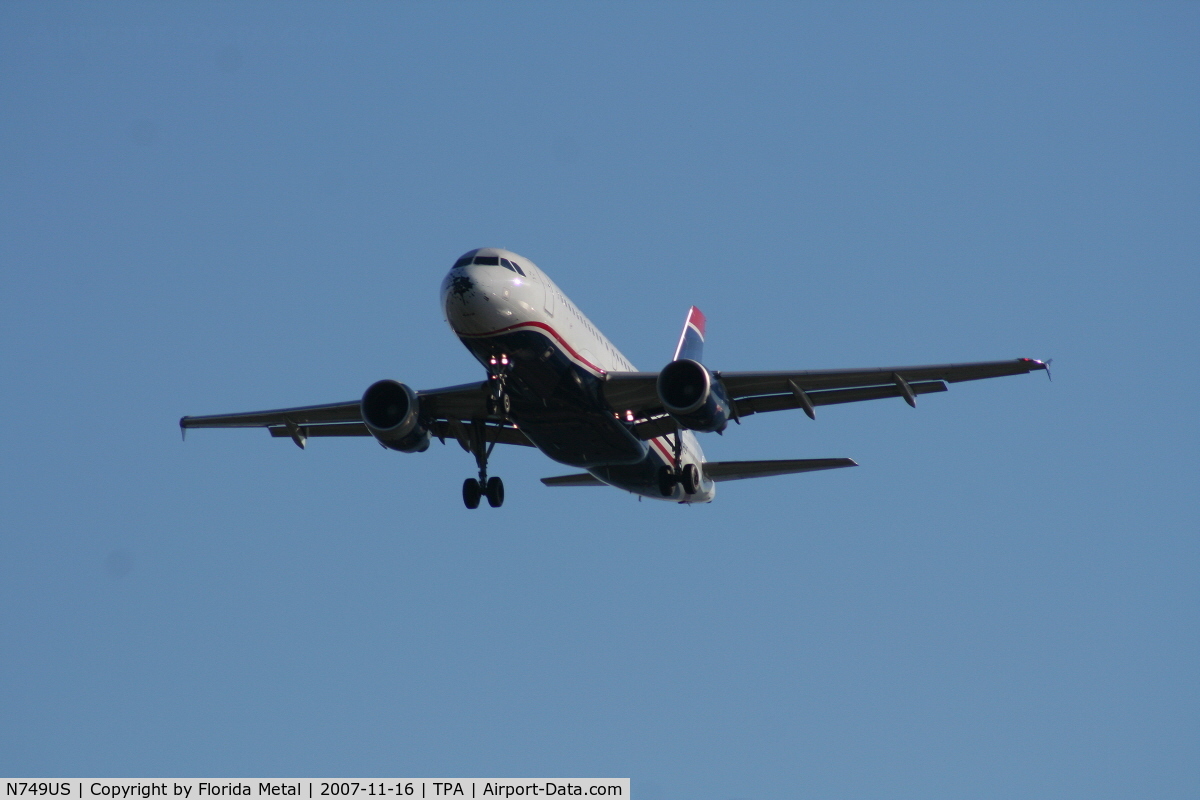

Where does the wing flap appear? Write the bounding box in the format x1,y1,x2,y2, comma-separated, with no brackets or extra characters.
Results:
256,419,533,447
430,420,536,449
735,380,948,417
181,380,528,448
721,358,1046,397
269,422,370,438
703,458,858,481
604,359,1045,422
181,401,362,429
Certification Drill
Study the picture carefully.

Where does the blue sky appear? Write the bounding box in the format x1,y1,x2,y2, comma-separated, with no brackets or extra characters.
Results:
1,3,1197,798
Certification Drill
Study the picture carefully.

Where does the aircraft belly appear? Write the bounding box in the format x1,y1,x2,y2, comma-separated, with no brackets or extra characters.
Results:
462,329,646,469
516,417,645,468
590,456,668,496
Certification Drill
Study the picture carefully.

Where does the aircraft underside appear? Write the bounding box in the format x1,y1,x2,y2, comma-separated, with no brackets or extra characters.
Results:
459,329,688,502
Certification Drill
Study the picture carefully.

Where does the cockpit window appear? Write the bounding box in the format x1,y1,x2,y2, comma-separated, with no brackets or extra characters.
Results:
454,254,526,275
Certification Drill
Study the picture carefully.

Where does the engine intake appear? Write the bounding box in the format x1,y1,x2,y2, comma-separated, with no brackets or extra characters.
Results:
657,358,730,433
360,380,431,452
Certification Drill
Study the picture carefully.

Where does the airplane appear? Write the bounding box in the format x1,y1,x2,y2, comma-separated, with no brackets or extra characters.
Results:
181,248,1048,508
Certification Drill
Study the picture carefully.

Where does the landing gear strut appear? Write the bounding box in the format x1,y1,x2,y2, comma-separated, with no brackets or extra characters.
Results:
486,354,512,416
463,426,504,508
462,355,513,509
462,416,505,510
657,429,700,497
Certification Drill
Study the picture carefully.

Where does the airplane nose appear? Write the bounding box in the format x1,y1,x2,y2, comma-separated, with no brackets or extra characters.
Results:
443,266,519,334
443,270,477,302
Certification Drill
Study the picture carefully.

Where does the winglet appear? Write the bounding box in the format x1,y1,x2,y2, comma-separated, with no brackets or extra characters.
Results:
180,417,187,441
672,306,707,362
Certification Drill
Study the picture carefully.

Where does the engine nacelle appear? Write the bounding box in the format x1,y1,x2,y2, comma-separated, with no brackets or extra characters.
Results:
360,379,431,453
656,358,730,433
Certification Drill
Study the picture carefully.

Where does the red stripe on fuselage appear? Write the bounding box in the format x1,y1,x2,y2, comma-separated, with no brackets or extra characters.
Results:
649,436,676,467
455,320,607,376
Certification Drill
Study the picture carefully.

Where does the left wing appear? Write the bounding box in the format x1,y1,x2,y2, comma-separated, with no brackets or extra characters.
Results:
602,358,1048,439
180,381,535,449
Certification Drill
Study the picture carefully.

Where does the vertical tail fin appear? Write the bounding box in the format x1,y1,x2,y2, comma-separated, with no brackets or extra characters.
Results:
672,306,707,362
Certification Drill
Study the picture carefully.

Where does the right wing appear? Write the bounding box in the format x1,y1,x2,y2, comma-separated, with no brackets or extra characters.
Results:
180,381,535,450
602,358,1047,438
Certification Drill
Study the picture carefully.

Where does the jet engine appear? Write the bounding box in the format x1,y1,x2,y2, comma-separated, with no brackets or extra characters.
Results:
656,358,730,433
360,379,431,452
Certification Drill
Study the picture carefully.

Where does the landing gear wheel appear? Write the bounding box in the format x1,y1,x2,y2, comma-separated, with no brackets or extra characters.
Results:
657,465,677,497
462,478,482,509
681,463,700,495
485,476,505,508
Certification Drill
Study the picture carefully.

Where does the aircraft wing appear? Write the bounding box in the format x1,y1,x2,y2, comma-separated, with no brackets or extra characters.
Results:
602,358,1047,439
180,381,535,449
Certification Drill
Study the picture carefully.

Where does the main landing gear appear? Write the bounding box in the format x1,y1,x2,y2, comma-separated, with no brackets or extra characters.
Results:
463,475,503,509
463,358,511,509
462,418,505,509
657,429,700,497
657,463,700,497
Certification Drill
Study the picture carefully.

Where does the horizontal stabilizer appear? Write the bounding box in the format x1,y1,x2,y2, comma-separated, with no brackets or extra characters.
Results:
703,458,858,482
541,473,606,487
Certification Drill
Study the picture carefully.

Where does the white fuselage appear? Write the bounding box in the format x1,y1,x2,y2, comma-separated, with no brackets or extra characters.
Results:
441,248,715,503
